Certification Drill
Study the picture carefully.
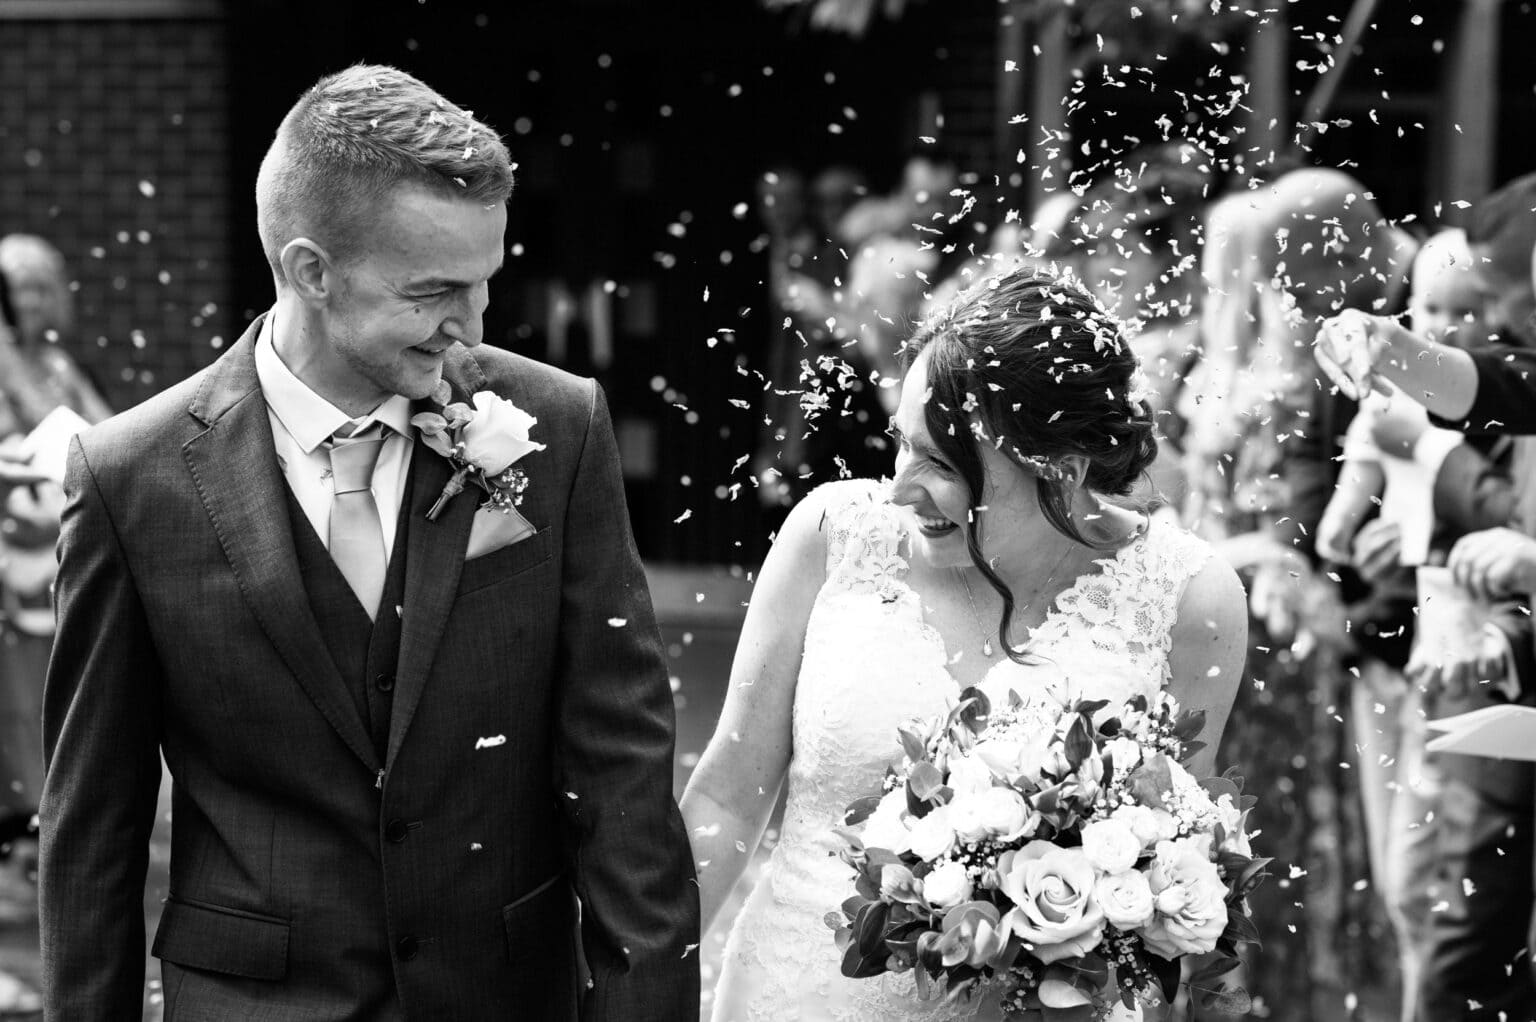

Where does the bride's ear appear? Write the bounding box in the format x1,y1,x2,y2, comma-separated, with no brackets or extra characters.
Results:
1057,454,1090,490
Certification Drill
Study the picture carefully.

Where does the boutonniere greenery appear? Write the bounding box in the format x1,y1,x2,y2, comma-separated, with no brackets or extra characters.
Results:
411,381,546,521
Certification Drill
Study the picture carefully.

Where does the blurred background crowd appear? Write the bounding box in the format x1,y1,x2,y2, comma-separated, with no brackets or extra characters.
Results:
4,0,1536,1019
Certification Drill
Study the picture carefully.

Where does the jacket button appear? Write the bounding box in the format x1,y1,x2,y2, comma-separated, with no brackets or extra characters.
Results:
385,818,409,843
396,935,419,961
375,673,395,692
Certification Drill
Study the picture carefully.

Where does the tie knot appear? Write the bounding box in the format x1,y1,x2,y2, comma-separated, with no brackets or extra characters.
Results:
328,423,386,494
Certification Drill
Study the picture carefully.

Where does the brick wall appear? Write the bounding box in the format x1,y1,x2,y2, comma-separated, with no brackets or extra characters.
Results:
0,14,232,413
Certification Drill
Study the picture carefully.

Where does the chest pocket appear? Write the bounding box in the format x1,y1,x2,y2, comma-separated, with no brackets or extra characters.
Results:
457,527,553,597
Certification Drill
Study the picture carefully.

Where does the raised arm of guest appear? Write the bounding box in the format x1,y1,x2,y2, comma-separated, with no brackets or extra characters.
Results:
1316,311,1536,433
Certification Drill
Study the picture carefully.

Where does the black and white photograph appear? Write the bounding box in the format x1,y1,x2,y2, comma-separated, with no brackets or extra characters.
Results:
3,1,1536,1019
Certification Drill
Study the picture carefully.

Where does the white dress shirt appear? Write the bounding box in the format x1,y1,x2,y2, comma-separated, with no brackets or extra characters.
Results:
253,311,415,560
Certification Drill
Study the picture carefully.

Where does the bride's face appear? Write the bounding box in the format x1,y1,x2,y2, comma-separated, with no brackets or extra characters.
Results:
889,348,1046,570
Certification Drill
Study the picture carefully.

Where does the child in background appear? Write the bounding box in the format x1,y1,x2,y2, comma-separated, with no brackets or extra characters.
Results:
1315,227,1493,1022
1318,229,1489,568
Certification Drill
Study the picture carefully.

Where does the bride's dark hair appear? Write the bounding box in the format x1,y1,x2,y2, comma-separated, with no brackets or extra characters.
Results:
903,265,1159,660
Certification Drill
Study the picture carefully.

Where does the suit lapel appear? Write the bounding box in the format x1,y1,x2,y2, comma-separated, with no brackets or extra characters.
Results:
183,322,382,773
387,348,488,765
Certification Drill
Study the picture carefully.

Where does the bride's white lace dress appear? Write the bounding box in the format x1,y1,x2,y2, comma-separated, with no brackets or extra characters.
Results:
710,480,1213,1022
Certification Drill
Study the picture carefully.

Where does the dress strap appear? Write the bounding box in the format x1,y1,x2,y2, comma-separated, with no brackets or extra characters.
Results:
1138,522,1213,653
814,480,908,596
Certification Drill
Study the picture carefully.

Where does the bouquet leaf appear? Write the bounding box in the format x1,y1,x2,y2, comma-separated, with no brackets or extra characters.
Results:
1236,856,1272,892
841,938,890,979
1197,984,1255,1016
909,760,945,801
855,900,892,956
842,794,884,827
1199,775,1242,804
1063,715,1096,770
898,727,928,764
957,687,992,734
1173,709,1207,744
1147,950,1181,1003
1056,953,1110,989
1190,955,1242,986
1221,907,1262,949
1126,754,1174,810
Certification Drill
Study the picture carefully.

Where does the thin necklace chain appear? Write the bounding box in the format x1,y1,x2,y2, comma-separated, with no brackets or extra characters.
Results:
957,540,1075,658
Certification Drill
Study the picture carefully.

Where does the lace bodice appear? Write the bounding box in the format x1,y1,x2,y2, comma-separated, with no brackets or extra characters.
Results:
710,480,1212,1022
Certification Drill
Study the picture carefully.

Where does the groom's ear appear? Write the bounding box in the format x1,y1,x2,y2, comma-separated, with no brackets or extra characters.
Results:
279,238,335,303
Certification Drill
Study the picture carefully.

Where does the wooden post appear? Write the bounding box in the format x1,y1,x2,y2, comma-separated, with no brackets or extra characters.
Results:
994,0,1028,202
1027,4,1071,217
1242,4,1288,181
1441,0,1502,222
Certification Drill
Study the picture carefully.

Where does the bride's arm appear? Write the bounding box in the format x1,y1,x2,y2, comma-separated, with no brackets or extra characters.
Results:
680,487,835,931
1165,557,1248,778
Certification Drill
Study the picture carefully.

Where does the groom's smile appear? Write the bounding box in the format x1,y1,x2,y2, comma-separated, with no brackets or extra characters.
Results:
303,182,507,412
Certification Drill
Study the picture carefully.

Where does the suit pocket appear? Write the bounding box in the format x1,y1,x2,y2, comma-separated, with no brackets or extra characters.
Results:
458,526,553,596
499,871,580,1018
152,895,290,981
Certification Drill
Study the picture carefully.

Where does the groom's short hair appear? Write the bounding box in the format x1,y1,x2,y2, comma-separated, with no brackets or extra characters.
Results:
255,64,514,280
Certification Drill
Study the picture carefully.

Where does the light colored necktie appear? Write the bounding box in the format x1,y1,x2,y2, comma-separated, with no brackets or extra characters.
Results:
326,422,388,619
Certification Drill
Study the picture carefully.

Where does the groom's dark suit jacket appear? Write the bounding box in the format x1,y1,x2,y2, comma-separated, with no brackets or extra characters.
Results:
39,319,699,1019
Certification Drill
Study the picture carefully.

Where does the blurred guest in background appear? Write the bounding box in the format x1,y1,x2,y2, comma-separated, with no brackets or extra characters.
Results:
837,153,958,415
753,165,886,516
752,167,816,513
1315,226,1502,1022
0,235,110,433
1071,142,1212,507
0,234,107,1014
1179,167,1415,1021
0,234,109,838
755,158,948,510
1316,171,1536,1020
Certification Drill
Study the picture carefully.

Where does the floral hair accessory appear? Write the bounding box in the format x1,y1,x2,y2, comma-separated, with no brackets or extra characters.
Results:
1007,446,1066,482
411,380,546,521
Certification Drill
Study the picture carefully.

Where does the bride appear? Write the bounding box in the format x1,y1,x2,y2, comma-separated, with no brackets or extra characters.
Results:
681,265,1248,1021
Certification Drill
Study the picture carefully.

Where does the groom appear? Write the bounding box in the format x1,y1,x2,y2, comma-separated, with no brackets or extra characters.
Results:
38,65,698,1019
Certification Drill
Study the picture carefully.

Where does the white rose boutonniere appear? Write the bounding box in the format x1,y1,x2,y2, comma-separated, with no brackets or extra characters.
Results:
411,382,546,521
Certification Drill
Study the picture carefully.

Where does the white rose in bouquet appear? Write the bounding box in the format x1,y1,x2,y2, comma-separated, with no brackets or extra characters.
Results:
908,805,958,861
1112,803,1177,849
1141,837,1229,958
948,793,991,846
975,731,1051,787
860,789,911,854
1094,869,1155,930
975,786,1033,840
946,751,995,797
923,860,975,910
997,842,1106,963
1080,817,1142,876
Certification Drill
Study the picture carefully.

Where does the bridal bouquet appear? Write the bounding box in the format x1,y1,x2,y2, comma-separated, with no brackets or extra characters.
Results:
830,685,1267,1019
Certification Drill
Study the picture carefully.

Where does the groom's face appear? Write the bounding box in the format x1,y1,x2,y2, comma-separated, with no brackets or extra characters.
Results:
324,183,507,403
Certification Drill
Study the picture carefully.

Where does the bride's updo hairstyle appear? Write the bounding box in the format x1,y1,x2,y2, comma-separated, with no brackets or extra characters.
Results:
904,265,1158,656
